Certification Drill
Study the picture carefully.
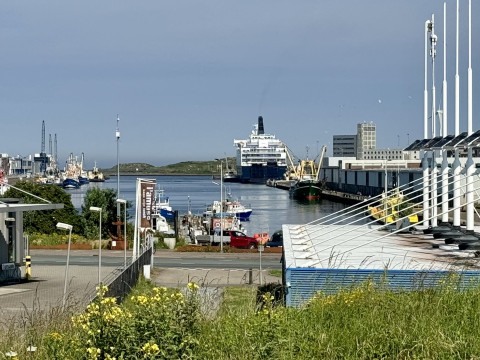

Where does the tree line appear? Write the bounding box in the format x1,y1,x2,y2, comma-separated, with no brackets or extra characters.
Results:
1,181,131,239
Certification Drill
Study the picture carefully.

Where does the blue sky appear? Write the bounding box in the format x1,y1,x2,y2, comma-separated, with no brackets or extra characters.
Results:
1,1,478,169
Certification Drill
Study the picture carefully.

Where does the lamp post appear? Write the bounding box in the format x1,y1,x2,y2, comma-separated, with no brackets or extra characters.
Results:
215,158,224,252
116,199,127,269
116,115,121,219
90,206,102,285
56,222,73,309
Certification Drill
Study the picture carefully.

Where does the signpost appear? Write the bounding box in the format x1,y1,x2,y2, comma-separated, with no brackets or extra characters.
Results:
258,244,264,286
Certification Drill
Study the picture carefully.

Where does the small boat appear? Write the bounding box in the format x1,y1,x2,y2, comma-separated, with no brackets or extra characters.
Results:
151,212,175,235
367,189,419,224
62,178,80,189
88,162,105,182
153,188,174,219
289,146,326,200
204,198,252,221
78,176,90,185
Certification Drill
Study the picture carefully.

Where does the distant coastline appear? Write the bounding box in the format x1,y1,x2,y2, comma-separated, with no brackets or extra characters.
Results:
101,159,236,177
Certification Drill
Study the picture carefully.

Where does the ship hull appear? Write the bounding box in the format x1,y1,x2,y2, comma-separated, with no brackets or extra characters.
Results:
289,180,322,200
239,164,287,184
62,178,80,189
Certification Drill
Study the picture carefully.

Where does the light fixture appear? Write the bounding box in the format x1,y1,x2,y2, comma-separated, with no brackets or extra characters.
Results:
56,222,73,308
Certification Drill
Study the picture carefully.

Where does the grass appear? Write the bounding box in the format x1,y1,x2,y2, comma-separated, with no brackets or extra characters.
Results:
268,269,282,277
4,275,480,358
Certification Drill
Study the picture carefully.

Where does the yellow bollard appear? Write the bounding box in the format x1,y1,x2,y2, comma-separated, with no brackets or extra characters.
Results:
25,255,31,280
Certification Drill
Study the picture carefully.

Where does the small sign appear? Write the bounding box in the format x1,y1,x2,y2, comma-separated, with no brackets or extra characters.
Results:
112,241,117,247
2,263,15,271
258,245,264,252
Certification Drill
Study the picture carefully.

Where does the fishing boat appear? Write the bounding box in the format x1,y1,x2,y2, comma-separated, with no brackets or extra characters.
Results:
289,146,326,200
151,212,175,235
153,188,174,219
204,197,253,221
88,162,105,182
367,189,419,224
223,157,240,183
62,153,84,189
62,178,80,189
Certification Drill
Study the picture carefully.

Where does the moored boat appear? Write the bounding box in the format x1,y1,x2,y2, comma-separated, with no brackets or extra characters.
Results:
233,116,288,184
153,188,174,219
289,146,326,200
88,162,105,182
62,178,80,189
203,199,252,221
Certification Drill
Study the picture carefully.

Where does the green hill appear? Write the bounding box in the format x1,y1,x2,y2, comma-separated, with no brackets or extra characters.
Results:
102,158,236,176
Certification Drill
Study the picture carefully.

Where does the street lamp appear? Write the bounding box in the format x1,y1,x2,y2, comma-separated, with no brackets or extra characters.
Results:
116,115,120,219
56,222,72,309
90,206,102,285
116,199,127,269
215,158,224,252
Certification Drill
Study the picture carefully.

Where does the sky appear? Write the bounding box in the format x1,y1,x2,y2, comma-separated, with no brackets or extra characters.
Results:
1,1,479,169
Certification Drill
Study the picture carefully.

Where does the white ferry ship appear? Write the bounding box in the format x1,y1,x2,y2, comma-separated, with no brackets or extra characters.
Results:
233,116,287,183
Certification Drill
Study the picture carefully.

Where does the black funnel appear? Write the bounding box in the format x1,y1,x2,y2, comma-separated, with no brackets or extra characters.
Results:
258,116,264,135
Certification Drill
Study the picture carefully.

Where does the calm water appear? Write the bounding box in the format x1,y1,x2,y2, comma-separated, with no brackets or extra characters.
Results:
67,176,350,235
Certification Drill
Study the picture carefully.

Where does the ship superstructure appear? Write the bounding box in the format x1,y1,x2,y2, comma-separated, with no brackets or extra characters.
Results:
233,116,287,183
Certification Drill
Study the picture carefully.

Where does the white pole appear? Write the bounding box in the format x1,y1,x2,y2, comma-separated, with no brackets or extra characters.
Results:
425,20,430,140
430,14,438,227
116,115,120,218
466,0,474,231
453,0,461,228
431,14,437,138
441,2,449,224
133,179,140,259
99,209,102,284
62,227,72,309
423,18,432,227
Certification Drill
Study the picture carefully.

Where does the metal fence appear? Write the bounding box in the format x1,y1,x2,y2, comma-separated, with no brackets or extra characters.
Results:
89,246,153,303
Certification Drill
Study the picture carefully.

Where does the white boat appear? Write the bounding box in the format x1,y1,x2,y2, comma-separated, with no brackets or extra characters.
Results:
233,116,288,183
88,162,105,182
153,188,174,219
151,212,175,235
203,199,252,221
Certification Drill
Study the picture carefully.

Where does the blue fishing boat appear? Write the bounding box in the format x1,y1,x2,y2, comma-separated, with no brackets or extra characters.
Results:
62,178,80,189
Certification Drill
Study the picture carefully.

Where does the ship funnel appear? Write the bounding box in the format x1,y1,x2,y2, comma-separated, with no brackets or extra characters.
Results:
257,116,264,135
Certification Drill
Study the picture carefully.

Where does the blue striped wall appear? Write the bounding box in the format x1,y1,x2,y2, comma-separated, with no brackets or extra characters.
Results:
285,267,480,307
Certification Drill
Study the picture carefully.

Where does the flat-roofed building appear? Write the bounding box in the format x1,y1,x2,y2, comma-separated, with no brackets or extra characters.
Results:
333,135,357,157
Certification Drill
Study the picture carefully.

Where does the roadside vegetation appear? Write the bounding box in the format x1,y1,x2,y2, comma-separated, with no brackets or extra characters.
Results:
0,181,135,248
3,276,480,358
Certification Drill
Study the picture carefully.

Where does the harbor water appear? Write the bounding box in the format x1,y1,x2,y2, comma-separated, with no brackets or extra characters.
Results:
68,175,352,235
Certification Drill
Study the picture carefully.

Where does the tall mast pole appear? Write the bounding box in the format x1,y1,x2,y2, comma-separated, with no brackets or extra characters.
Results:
116,115,121,218
423,18,432,227
466,0,474,232
441,2,449,224
452,0,461,228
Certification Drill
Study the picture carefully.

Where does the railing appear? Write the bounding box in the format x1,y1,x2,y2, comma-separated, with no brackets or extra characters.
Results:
88,246,153,303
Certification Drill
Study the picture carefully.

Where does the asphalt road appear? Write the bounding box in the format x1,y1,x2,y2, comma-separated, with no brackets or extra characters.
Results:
30,249,283,270
0,249,283,318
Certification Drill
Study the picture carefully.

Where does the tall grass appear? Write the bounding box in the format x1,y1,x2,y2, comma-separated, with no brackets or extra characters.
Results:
3,276,480,359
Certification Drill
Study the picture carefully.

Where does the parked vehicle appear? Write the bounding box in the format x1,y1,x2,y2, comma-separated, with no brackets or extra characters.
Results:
227,230,258,249
266,230,283,247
